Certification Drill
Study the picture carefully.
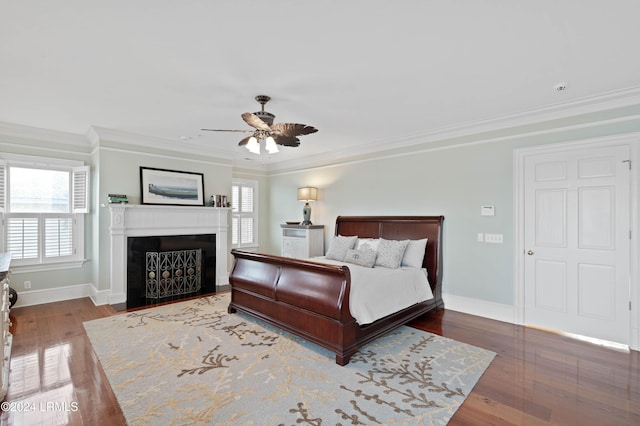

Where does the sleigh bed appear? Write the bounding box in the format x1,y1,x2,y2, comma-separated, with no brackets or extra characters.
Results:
228,215,444,365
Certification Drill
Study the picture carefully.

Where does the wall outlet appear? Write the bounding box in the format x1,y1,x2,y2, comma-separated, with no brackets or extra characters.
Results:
24,280,31,289
484,233,504,244
477,233,484,242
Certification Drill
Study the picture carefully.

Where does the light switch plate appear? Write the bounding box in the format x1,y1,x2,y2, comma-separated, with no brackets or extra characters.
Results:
481,205,495,216
484,233,503,244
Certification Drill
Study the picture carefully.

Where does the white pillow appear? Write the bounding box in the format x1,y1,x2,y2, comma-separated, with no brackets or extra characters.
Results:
356,238,380,252
375,239,410,269
402,238,428,268
325,235,358,261
344,248,377,268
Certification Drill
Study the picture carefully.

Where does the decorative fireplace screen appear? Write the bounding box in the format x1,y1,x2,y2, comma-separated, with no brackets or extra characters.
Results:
145,249,202,299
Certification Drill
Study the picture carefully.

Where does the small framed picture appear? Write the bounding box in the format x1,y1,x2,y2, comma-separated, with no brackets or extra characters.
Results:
140,167,205,206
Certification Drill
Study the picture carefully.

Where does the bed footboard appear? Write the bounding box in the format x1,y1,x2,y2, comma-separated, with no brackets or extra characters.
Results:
228,249,360,364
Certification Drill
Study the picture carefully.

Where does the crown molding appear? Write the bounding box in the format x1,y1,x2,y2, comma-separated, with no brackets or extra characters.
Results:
231,156,270,172
0,121,88,146
84,126,101,148
3,84,640,174
391,84,640,148
89,126,236,161
264,85,640,173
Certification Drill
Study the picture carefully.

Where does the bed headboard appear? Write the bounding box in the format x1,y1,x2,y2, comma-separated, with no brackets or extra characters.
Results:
334,216,444,302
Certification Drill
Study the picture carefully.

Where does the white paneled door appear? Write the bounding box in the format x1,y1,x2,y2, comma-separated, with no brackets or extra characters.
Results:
523,144,630,345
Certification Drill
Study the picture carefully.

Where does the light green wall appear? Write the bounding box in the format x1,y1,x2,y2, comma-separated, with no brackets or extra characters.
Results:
267,141,515,305
95,142,233,292
265,109,640,306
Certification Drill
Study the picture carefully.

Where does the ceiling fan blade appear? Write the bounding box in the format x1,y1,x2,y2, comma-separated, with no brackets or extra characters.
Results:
270,122,318,137
237,136,252,146
273,134,300,147
241,112,271,131
200,128,254,133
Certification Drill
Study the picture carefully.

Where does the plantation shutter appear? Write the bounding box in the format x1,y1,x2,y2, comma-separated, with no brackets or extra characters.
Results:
231,181,257,248
7,217,39,259
241,217,254,245
72,165,90,213
0,161,5,214
2,160,87,266
241,185,254,214
45,217,74,257
240,185,254,245
231,185,239,245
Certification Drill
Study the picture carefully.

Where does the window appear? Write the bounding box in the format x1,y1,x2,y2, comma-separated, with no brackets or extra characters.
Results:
0,159,89,270
231,179,258,249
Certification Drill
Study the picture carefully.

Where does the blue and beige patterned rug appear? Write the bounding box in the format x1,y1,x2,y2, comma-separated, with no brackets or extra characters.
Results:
84,293,495,425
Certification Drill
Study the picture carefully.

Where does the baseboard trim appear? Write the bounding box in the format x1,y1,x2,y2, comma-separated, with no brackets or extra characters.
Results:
442,293,516,324
14,283,97,308
12,281,231,308
91,288,113,306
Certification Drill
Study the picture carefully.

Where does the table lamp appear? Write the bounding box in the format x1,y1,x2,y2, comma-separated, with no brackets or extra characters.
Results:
297,186,318,225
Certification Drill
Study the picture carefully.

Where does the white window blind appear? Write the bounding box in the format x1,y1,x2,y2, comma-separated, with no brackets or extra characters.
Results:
231,180,258,248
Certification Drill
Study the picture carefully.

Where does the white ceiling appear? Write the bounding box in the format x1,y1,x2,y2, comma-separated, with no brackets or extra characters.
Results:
2,1,640,169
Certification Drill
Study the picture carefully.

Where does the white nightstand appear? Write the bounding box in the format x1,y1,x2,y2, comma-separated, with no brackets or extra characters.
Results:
281,224,324,259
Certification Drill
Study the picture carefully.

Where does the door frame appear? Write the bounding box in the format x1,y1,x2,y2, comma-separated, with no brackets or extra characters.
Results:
514,133,640,351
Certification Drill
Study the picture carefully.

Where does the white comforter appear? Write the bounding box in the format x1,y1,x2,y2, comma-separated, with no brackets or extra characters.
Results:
312,257,433,325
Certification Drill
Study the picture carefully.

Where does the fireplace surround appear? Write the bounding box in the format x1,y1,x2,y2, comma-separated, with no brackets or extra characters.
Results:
109,205,229,305
126,234,215,308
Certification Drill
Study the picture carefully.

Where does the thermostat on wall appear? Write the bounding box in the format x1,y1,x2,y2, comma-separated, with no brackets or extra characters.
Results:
480,205,495,216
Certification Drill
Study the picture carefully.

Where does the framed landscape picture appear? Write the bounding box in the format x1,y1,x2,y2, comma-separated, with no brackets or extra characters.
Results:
140,167,205,206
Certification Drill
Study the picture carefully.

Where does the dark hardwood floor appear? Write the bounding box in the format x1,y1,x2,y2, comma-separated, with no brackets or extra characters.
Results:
1,298,638,425
410,311,640,425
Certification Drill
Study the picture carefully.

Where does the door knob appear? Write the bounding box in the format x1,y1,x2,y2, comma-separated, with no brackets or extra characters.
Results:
527,250,534,255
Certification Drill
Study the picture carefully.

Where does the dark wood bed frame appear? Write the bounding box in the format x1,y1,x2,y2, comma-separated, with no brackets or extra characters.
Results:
228,215,444,365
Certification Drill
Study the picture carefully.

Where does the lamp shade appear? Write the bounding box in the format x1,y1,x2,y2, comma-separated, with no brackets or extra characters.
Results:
297,186,318,202
265,136,279,153
246,136,260,154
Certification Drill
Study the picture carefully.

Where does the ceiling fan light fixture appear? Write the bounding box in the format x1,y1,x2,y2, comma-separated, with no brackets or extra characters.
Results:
202,95,318,156
246,136,260,154
265,136,279,153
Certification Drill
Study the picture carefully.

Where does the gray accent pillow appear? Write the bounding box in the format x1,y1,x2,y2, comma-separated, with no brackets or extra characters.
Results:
375,239,410,268
344,248,377,268
325,235,358,261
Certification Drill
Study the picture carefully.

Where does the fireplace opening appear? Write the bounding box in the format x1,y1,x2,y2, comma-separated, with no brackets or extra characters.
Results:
127,234,216,309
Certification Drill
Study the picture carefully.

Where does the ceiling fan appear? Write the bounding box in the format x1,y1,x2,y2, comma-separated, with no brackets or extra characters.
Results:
201,95,318,154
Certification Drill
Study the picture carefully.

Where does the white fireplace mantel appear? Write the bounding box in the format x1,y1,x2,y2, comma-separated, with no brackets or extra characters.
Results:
109,204,230,304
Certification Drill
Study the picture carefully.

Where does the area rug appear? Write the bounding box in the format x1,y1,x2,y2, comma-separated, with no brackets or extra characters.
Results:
84,293,495,425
